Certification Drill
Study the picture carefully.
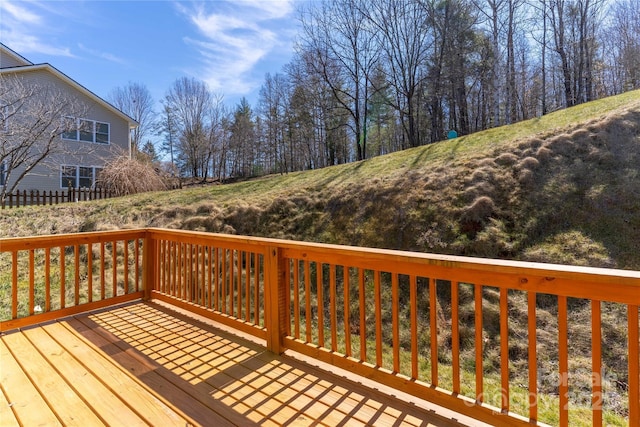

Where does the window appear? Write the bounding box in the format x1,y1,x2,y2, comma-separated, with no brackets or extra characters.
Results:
96,122,109,143
79,167,93,188
0,161,6,187
61,165,77,188
61,116,78,140
94,167,104,186
79,119,94,142
60,165,102,188
61,117,110,144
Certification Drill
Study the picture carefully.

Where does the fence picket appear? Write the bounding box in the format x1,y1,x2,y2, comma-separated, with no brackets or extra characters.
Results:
1,188,115,209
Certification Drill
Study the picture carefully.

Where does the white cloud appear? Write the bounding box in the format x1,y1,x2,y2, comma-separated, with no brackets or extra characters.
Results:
176,0,296,95
0,0,73,57
1,30,73,58
0,1,42,24
78,43,126,65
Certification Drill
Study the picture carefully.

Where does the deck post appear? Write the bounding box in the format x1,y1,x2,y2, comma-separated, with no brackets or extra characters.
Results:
265,246,287,354
143,232,156,300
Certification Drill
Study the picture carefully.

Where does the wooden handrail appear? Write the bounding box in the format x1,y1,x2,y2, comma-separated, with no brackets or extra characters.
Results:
1,227,639,427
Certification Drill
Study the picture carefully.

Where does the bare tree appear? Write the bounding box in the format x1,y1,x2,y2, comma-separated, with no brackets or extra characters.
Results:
107,82,154,154
156,103,179,169
0,75,88,204
259,72,291,174
163,77,213,179
368,0,431,146
299,0,379,160
603,0,640,94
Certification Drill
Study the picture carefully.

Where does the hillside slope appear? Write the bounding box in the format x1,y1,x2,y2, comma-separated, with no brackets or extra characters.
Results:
2,90,639,269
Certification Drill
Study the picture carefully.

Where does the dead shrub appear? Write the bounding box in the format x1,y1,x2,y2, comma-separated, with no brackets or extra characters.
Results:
98,153,167,196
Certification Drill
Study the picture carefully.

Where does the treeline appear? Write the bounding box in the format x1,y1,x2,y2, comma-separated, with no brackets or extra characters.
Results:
133,0,639,181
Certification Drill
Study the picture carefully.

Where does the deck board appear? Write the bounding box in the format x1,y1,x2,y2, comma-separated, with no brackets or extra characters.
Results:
1,301,479,426
0,338,63,426
20,326,149,427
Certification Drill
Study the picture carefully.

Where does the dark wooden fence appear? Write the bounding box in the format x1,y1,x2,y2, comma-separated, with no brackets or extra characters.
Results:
1,188,116,209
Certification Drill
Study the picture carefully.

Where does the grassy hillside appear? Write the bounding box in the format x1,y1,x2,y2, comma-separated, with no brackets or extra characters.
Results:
2,89,640,269
1,90,639,425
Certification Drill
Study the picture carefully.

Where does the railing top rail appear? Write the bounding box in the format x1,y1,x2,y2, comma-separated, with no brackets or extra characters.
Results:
3,226,640,288
146,227,640,280
0,229,147,251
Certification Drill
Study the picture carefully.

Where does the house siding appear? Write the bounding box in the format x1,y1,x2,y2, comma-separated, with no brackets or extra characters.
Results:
0,49,30,68
2,63,134,193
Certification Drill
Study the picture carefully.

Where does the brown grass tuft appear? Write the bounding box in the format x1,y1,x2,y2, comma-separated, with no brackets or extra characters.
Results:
461,196,495,224
517,156,540,170
495,152,519,166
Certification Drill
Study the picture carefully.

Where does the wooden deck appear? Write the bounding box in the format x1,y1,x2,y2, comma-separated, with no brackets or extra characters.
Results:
1,301,481,427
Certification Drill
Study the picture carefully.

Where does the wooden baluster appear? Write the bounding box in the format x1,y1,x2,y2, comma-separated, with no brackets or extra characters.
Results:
528,291,538,422
475,284,483,403
430,277,438,386
375,270,382,367
11,251,18,319
628,305,639,427
293,259,300,339
317,263,324,348
45,248,51,312
558,295,569,426
592,300,602,427
29,250,35,315
392,272,399,373
500,288,510,413
358,268,366,363
452,281,460,393
305,259,311,343
344,266,351,357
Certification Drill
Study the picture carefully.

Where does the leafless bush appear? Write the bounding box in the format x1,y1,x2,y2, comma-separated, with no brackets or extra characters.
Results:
98,154,167,196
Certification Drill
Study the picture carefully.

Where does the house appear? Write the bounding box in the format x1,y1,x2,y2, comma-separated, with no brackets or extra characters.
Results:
0,43,137,194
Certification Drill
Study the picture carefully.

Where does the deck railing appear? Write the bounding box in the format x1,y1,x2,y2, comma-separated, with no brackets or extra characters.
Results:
1,228,639,427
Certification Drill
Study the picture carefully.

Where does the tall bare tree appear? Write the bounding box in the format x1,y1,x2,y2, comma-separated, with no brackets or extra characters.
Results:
606,0,640,92
299,0,379,160
0,75,88,204
163,77,213,179
368,0,431,146
107,82,154,154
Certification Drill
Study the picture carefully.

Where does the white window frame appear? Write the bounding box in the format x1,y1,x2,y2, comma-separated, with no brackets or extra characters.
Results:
60,165,103,189
61,117,110,144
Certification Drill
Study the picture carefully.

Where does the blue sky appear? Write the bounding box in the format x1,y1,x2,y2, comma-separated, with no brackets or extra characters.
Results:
0,0,301,108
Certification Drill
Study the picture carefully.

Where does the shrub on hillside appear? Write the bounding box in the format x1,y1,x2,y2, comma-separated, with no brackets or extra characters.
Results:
98,154,167,196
